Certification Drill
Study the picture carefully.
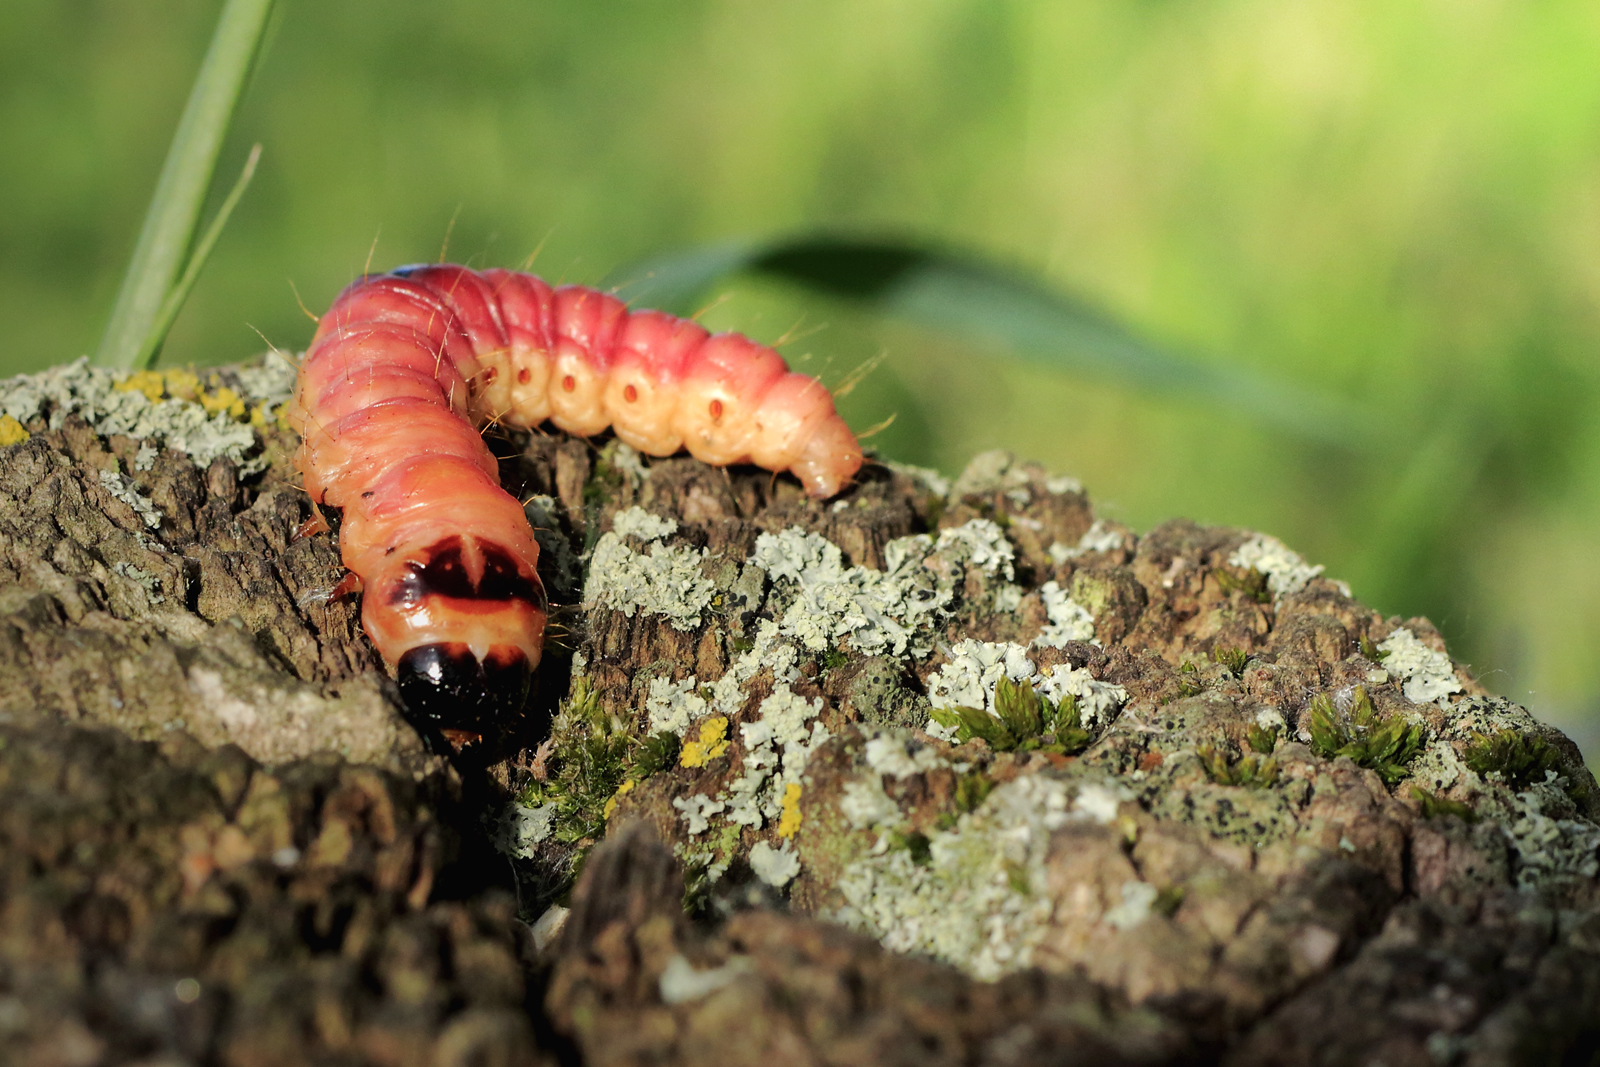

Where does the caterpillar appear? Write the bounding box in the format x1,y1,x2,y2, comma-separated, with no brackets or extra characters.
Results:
290,263,864,751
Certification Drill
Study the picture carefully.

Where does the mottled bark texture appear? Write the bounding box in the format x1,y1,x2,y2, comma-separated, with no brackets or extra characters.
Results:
1,363,1598,1066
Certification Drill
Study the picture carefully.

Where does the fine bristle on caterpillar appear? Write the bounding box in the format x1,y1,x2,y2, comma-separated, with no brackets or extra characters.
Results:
289,264,864,752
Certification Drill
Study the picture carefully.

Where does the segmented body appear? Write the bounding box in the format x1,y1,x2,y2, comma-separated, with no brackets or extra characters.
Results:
290,264,863,749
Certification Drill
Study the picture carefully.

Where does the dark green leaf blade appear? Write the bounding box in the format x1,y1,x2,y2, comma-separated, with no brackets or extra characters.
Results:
609,236,1383,447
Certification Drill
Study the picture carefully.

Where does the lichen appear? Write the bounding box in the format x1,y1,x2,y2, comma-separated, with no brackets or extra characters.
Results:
646,676,711,736
1103,881,1159,931
0,414,29,446
925,640,1036,716
1033,581,1097,647
98,468,163,529
1500,787,1600,888
863,732,946,779
723,685,829,829
1377,627,1463,704
497,801,559,859
750,527,949,657
679,716,731,768
1,356,269,472
834,776,1127,980
1229,533,1325,599
749,839,802,887
584,506,715,630
672,794,726,836
777,782,803,838
1036,666,1127,731
933,518,1015,582
1047,519,1123,563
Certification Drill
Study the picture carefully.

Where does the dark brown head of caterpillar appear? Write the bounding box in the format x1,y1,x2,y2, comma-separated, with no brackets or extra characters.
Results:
397,642,532,754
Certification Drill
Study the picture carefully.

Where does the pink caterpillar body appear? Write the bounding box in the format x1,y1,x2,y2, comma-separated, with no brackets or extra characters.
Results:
291,264,863,749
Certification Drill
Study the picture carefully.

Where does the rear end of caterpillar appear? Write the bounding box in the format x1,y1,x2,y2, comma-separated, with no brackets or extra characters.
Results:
291,264,863,754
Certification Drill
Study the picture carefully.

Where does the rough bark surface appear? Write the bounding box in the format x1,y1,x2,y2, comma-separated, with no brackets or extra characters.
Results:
1,360,1598,1066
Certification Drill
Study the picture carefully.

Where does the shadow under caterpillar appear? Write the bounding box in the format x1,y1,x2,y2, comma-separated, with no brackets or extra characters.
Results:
289,264,863,754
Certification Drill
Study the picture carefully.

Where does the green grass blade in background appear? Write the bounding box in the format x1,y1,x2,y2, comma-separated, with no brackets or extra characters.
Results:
613,237,1384,448
610,240,761,316
93,0,275,371
135,143,262,371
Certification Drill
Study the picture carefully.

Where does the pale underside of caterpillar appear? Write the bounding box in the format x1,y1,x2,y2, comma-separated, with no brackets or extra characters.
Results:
290,264,864,751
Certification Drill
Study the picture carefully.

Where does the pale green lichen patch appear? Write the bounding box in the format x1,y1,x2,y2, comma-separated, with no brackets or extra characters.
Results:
724,684,830,828
1498,783,1600,889
1377,627,1463,703
1048,519,1125,564
498,801,559,859
1034,580,1097,647
584,506,716,629
749,839,802,887
834,775,1129,980
933,518,1016,582
1,356,270,471
98,467,164,529
863,732,946,779
1228,533,1325,599
750,526,951,657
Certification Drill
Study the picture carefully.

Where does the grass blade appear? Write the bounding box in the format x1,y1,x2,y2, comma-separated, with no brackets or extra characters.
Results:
135,143,262,371
93,0,276,370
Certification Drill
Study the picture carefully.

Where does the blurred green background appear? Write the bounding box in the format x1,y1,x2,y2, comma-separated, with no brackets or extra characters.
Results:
6,1,1600,760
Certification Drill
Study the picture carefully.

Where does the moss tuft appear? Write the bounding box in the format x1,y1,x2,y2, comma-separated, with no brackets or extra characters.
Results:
1213,567,1271,603
1197,743,1279,788
1246,722,1279,754
1212,645,1249,675
928,677,1091,754
1463,729,1561,792
516,679,633,847
1410,786,1478,822
1306,687,1425,785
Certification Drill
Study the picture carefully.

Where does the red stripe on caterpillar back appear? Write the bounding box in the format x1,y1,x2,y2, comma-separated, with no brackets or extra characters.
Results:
290,263,864,750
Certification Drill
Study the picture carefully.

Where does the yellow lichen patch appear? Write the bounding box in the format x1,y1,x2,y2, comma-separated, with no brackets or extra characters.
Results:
603,778,636,821
115,370,168,403
201,386,247,420
679,716,731,768
777,782,803,838
0,415,30,447
162,369,201,401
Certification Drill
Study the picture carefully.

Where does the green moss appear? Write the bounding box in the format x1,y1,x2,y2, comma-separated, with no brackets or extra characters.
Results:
1246,723,1279,755
1212,645,1249,675
1358,635,1391,663
955,771,996,813
1176,661,1205,698
1197,743,1279,788
928,677,1091,754
1213,567,1271,603
1410,786,1478,822
1306,687,1425,785
517,678,674,853
1462,729,1561,792
1153,885,1185,917
887,829,933,866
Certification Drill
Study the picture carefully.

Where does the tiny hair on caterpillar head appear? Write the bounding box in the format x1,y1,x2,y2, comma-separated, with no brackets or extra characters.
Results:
289,264,864,755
